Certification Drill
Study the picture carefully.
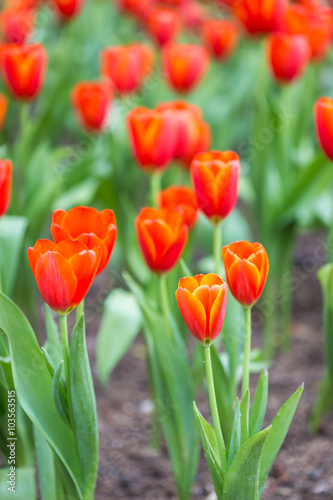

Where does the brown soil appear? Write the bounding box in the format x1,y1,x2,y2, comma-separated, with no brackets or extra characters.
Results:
86,232,333,500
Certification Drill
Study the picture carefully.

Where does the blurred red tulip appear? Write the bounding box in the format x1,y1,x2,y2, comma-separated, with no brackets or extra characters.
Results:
101,44,154,94
267,33,310,83
71,81,111,132
158,185,199,228
179,0,208,32
53,0,85,19
0,8,35,44
233,0,287,35
314,97,333,161
146,7,181,46
0,94,8,132
28,239,101,314
162,43,209,93
191,150,240,222
1,43,47,100
201,19,238,60
135,207,188,273
0,159,12,217
116,0,153,21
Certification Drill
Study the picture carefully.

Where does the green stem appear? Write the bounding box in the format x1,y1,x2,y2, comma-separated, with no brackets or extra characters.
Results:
150,172,161,208
59,315,74,430
159,274,173,341
75,299,85,323
213,222,222,275
242,307,252,399
0,236,3,294
204,345,227,477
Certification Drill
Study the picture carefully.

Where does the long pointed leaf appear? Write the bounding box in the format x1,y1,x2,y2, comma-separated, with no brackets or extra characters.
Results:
250,370,268,437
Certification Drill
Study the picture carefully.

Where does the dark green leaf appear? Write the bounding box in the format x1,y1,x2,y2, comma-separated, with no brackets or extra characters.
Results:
240,390,250,446
52,361,69,425
227,398,241,468
250,370,268,437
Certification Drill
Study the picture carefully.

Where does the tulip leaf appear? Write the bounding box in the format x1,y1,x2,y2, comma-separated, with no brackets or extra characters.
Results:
250,370,268,437
96,289,142,386
0,293,82,498
0,467,36,500
223,426,271,500
52,361,69,425
0,216,27,297
193,402,224,500
44,306,62,367
227,398,241,468
240,390,250,446
34,425,57,500
70,315,98,500
259,385,303,494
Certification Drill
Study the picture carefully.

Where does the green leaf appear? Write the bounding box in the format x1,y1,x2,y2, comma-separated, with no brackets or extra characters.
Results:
0,467,36,500
0,293,82,498
52,361,69,425
240,390,250,446
70,315,98,500
259,385,303,494
193,402,224,500
318,264,333,384
250,370,268,437
96,289,142,386
0,216,27,296
227,398,241,468
223,426,271,500
44,306,62,367
34,426,57,500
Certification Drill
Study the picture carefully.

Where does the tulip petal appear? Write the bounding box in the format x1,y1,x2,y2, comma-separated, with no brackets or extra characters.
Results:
227,259,261,306
209,284,227,340
176,288,206,342
69,247,101,305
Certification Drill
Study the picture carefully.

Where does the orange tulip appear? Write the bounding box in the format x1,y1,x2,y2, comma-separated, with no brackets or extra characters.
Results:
0,8,35,44
314,97,333,162
158,186,199,228
28,239,101,315
53,0,85,19
127,106,176,171
191,150,240,223
162,43,209,93
0,43,47,99
0,94,9,132
222,241,269,307
100,44,154,95
0,159,12,216
71,81,112,132
201,19,238,60
267,33,310,83
135,207,188,273
50,206,117,275
146,7,181,46
176,273,227,345
233,0,287,35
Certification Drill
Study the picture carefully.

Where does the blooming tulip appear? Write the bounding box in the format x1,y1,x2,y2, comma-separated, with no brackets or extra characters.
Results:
0,159,12,216
158,186,198,228
233,0,287,35
191,150,240,222
28,239,101,315
222,240,269,307
179,0,208,32
146,7,181,46
127,106,176,171
201,19,238,60
0,8,34,44
0,94,8,132
71,81,111,132
100,44,154,95
53,0,85,19
135,207,188,273
175,273,227,345
314,97,333,162
162,43,209,93
1,43,47,99
267,33,310,83
50,206,117,274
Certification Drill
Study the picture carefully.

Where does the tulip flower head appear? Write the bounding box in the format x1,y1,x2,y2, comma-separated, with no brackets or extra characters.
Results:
201,19,238,60
162,43,209,93
53,0,85,19
191,150,240,223
176,273,228,345
267,33,310,83
71,81,112,132
179,0,208,32
0,7,35,44
50,206,117,274
146,7,181,46
0,159,12,217
135,207,188,273
158,185,199,228
222,240,269,307
1,43,47,100
0,94,8,132
28,239,101,315
314,97,333,162
233,0,287,35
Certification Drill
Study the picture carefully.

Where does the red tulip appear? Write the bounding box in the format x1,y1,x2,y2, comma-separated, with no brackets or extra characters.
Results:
146,7,181,46
201,19,238,60
116,0,153,22
50,206,117,274
53,0,85,19
267,33,310,83
233,0,287,35
71,81,111,132
179,0,208,32
314,97,333,161
222,241,269,307
162,43,209,93
0,159,12,216
0,94,8,132
158,185,199,228
127,106,176,171
28,239,101,314
191,150,240,222
0,8,35,44
0,43,47,100
176,273,228,345
135,207,188,273
100,44,154,95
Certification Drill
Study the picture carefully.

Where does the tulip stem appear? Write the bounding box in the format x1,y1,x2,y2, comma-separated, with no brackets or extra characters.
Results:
204,345,227,477
76,299,85,323
159,274,173,341
213,223,222,275
150,172,161,208
59,314,74,430
242,307,252,399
